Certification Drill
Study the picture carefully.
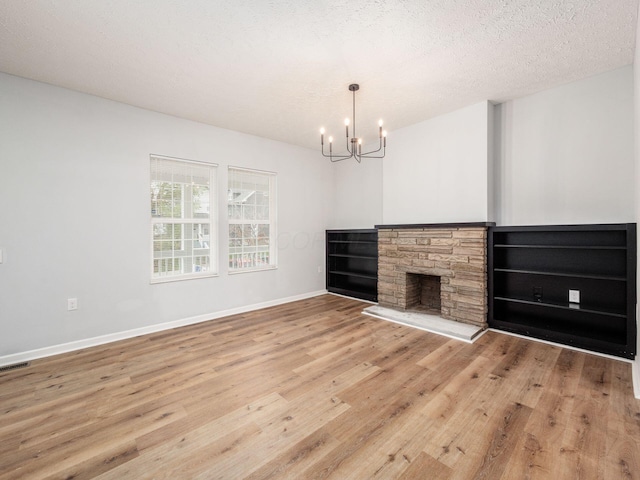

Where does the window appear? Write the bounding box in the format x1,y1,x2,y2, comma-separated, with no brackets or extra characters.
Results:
228,167,277,272
150,155,217,282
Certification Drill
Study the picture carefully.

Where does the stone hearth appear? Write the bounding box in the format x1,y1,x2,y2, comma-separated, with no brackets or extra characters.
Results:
377,224,490,329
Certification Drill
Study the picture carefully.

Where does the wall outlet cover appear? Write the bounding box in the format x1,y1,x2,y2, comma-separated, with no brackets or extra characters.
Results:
67,298,78,311
569,290,580,303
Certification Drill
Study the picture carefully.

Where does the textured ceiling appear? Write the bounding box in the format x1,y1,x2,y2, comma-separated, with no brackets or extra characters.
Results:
0,1,637,150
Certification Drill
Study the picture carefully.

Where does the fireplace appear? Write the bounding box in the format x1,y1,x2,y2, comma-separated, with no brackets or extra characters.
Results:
376,223,492,329
405,273,441,314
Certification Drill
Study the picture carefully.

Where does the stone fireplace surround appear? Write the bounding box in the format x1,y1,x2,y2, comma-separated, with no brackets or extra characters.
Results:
376,223,494,329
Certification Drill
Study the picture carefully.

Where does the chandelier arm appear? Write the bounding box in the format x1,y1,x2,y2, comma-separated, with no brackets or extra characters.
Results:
360,141,387,159
360,149,381,157
321,150,353,161
360,138,383,156
321,142,353,162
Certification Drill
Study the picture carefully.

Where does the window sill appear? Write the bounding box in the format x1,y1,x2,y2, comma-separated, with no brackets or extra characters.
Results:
228,266,278,275
150,273,219,284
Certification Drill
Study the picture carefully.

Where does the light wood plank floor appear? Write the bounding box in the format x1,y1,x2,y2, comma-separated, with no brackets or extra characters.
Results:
1,294,639,479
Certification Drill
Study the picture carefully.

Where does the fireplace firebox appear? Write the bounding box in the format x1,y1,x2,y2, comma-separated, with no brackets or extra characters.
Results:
405,273,441,314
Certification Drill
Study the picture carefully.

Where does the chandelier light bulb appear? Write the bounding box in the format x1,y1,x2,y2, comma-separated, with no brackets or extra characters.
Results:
345,118,350,126
320,127,325,135
358,138,362,145
329,136,333,143
378,119,383,127
383,130,387,137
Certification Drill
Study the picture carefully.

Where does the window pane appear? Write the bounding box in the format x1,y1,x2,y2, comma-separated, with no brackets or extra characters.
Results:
228,204,241,220
151,182,183,218
151,156,217,281
229,223,242,237
255,191,268,206
256,206,268,220
192,185,210,217
242,205,255,220
193,223,210,249
228,167,276,272
242,223,255,239
193,255,210,272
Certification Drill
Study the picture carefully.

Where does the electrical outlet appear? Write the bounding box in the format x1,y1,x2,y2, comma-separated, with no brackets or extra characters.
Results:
67,298,78,311
569,290,580,303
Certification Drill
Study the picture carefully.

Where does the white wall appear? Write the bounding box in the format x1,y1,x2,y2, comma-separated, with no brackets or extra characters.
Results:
494,66,635,226
0,73,332,357
1,61,637,362
382,101,492,224
330,158,383,229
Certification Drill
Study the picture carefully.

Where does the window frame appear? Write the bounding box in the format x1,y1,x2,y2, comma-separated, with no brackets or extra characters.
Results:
150,154,218,284
227,166,277,274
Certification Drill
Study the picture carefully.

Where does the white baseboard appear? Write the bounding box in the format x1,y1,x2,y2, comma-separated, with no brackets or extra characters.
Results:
492,328,640,398
488,328,633,363
0,290,328,367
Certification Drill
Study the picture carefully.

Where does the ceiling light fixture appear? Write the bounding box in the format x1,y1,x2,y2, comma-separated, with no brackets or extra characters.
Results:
320,84,387,163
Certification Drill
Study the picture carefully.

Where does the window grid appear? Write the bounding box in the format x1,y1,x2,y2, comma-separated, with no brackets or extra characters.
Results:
228,167,276,272
150,156,217,282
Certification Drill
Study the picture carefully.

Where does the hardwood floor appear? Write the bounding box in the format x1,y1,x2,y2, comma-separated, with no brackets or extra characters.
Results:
1,294,639,479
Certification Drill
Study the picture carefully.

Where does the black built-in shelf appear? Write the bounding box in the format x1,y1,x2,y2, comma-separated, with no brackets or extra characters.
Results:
488,224,636,359
326,229,378,302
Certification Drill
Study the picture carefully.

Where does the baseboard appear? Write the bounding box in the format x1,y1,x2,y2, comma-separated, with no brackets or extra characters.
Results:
0,290,328,367
488,328,633,364
492,328,640,398
326,292,377,305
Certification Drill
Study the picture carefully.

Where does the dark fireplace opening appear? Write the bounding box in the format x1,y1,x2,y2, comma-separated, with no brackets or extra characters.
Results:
405,273,441,315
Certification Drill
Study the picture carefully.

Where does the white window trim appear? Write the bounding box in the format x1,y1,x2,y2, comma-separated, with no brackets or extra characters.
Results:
150,154,219,284
227,166,277,274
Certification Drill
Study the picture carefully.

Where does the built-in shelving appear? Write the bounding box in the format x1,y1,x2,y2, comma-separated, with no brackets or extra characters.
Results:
493,296,627,318
326,229,378,302
488,224,636,359
493,268,627,282
494,244,626,250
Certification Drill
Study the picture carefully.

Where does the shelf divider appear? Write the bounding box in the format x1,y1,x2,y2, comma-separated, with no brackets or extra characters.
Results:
493,296,626,318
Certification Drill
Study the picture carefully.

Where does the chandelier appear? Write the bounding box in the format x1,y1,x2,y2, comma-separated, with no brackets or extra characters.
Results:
320,84,387,163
